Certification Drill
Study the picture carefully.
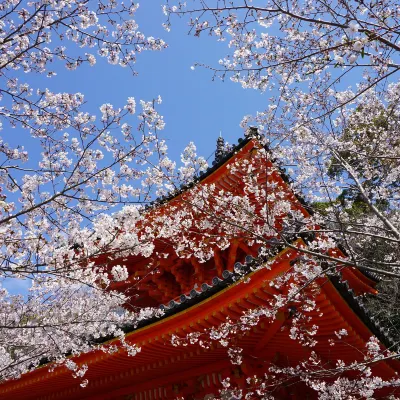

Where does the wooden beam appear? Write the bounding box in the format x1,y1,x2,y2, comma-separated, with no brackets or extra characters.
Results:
213,247,225,277
254,311,286,352
226,239,239,272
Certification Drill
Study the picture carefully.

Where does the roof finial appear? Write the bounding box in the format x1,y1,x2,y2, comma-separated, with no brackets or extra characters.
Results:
214,133,225,164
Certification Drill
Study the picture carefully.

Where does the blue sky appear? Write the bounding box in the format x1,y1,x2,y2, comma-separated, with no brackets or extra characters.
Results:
24,2,268,162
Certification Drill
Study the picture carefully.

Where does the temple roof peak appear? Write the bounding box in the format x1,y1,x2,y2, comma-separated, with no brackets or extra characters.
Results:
215,133,226,164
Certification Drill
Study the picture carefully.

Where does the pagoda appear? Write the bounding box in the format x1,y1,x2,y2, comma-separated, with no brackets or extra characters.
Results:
0,134,399,400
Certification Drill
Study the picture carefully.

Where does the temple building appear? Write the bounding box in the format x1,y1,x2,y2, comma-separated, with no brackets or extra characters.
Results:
0,135,399,399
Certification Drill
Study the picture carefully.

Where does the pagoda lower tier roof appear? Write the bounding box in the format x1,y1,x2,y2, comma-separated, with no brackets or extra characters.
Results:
1,242,399,400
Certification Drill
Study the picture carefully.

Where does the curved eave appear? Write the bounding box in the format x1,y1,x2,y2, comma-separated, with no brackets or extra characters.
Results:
1,240,400,400
0,243,301,399
331,276,400,354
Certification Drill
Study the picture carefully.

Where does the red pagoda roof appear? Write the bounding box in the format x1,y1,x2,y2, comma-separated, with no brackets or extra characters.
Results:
0,135,398,399
101,136,310,309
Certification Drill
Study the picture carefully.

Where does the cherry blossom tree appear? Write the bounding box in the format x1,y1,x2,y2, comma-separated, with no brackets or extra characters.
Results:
162,0,400,265
0,0,176,383
162,0,400,287
161,1,400,397
1,0,399,397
